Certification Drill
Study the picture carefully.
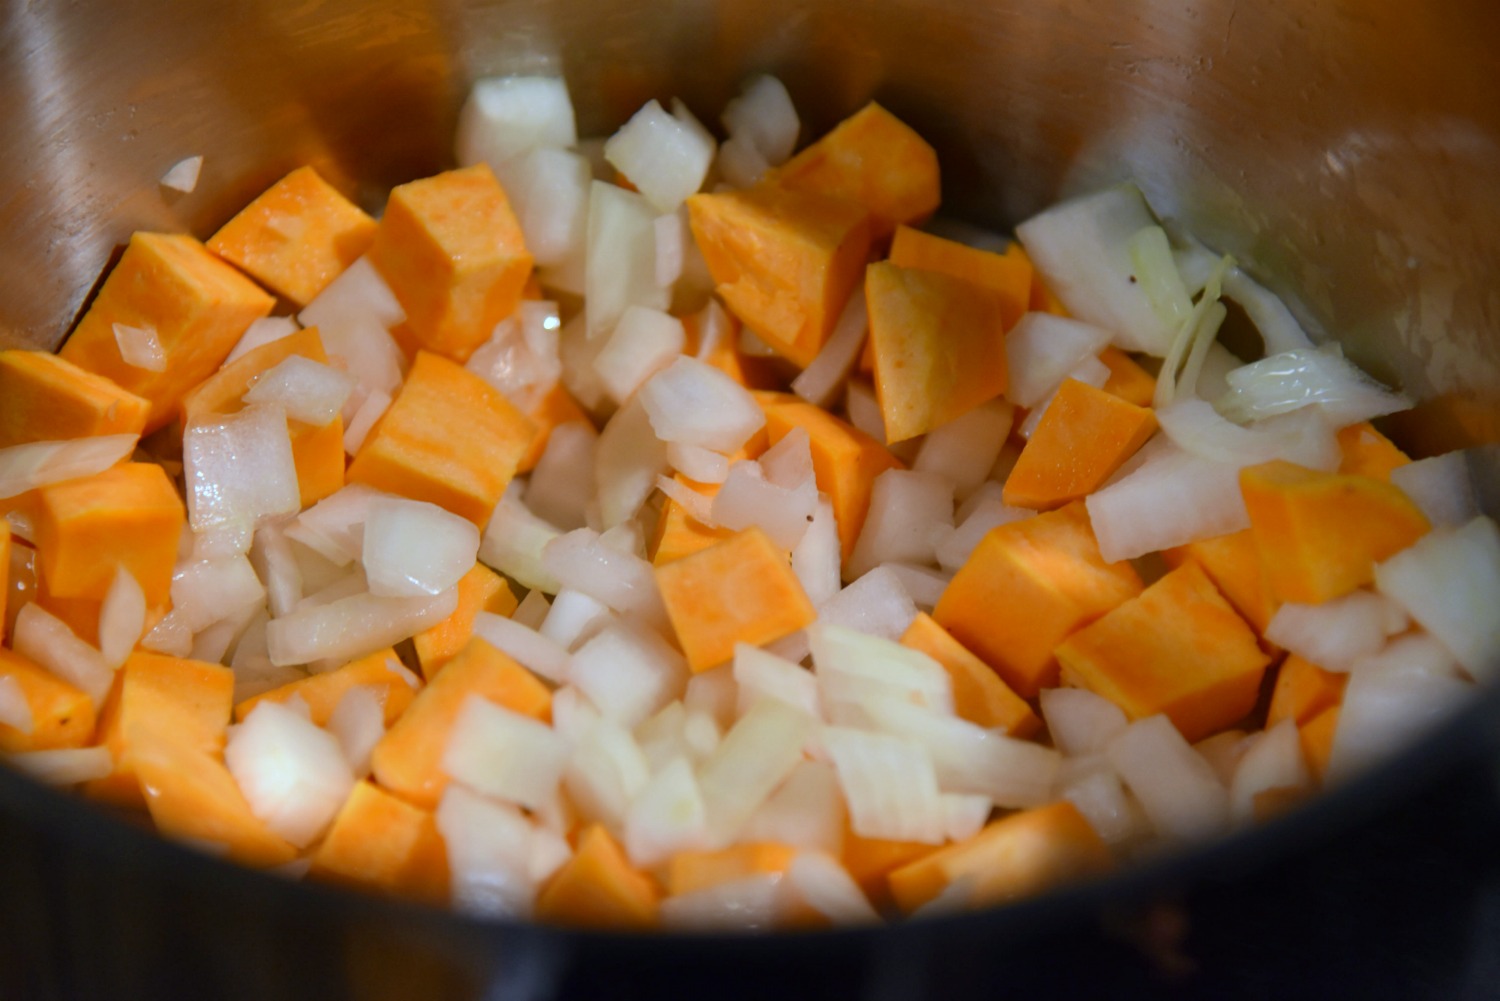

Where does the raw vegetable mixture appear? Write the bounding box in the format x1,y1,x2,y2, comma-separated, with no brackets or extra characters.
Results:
0,74,1496,930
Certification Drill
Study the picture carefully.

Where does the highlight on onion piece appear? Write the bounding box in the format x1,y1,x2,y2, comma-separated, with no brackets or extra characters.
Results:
362,497,481,598
0,434,138,501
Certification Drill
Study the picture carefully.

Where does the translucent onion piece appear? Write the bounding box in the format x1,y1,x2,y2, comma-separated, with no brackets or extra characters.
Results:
1390,452,1480,529
265,588,457,667
1264,591,1395,671
243,355,355,427
933,494,1032,574
624,756,710,868
224,700,354,848
810,623,953,716
1039,688,1129,757
442,695,569,811
569,623,688,728
733,644,820,720
847,470,953,580
816,567,919,642
660,873,789,931
494,146,591,268
740,760,845,852
298,256,406,344
1221,265,1314,355
0,434,137,500
13,603,113,707
1106,715,1229,841
595,395,670,530
1126,226,1193,330
1005,313,1113,409
698,698,816,846
511,589,551,631
471,611,572,685
98,566,147,670
455,75,577,168
541,528,669,630
665,443,728,486
479,488,563,594
1215,345,1411,427
0,675,35,735
539,588,613,652
564,716,650,832
525,421,597,534
879,563,948,612
791,287,868,408
225,316,299,366
113,322,167,371
327,685,385,777
1086,439,1251,563
604,99,715,214
640,356,766,453
436,784,539,919
1060,768,1139,845
341,388,391,456
1228,720,1311,823
362,497,480,598
821,726,945,844
792,497,841,607
184,403,300,533
250,524,303,620
586,181,669,340
1374,517,1500,681
912,399,1014,499
711,461,817,552
170,555,266,634
787,853,880,925
721,75,799,165
1157,399,1339,471
159,155,203,193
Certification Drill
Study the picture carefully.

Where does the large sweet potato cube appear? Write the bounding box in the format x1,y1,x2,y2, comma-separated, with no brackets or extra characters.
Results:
536,825,660,929
0,351,150,448
888,225,1030,330
1003,379,1157,510
309,780,450,903
1162,528,1278,635
900,613,1039,737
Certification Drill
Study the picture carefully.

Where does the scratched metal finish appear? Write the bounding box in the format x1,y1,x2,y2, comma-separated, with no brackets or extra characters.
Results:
0,0,1495,468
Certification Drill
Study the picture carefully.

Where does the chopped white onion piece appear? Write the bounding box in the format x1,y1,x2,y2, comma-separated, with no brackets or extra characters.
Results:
604,98,716,214
791,287,868,408
140,609,193,659
734,644,820,720
666,443,729,485
569,623,688,728
1228,720,1310,823
660,873,789,931
716,135,771,189
1264,591,1394,671
1060,767,1139,845
5,746,114,786
1018,359,1111,439
466,306,563,415
847,470,953,580
624,756,710,867
933,494,1032,574
640,355,767,453
436,784,539,919
471,611,571,685
792,498,842,607
787,853,879,925
1157,399,1338,471
539,588,613,651
595,395,670,530
1220,265,1314,355
493,146,591,268
551,685,601,745
698,698,816,846
912,400,1014,499
941,792,994,842
564,716,651,833
250,524,303,620
1040,688,1129,756
98,567,147,670
557,310,610,411
1015,184,1175,355
880,563,948,612
1375,517,1500,681
542,528,668,630
654,210,687,289
159,154,203,193
822,726,944,844
741,760,845,852
242,355,355,427
455,75,577,168
300,254,405,339
13,603,113,707
225,316,299,366
1086,439,1250,563
511,589,551,630
816,567,920,641
679,666,736,733
170,556,266,634
811,622,953,717
361,497,480,599
192,524,253,561
327,685,385,777
479,488,563,594
442,694,568,811
593,305,686,404
112,323,167,372
586,181,670,340
0,434,137,500
1106,715,1229,841
265,588,457,667
1390,453,1480,529
1004,313,1114,408
184,403,300,533
341,388,391,456
0,676,35,735
1215,345,1411,427
721,75,799,165
225,700,354,848
711,461,817,552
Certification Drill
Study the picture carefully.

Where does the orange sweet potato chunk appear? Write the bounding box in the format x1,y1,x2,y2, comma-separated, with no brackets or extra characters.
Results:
129,727,297,868
649,477,736,567
1098,347,1156,407
766,102,940,241
866,261,1008,443
900,613,1040,738
536,825,660,929
1162,528,1278,635
369,164,533,362
888,225,1030,330
309,780,450,903
60,232,275,431
1266,654,1347,729
33,462,185,606
235,647,416,726
933,502,1142,698
370,637,551,810
686,185,872,368
0,351,150,449
842,827,934,909
0,531,8,643
887,801,1111,914
348,350,536,527
762,400,902,563
1003,379,1157,510
85,652,235,808
0,646,96,753
413,564,519,677
667,842,797,896
208,166,378,307
1336,421,1411,481
1056,561,1272,743
655,527,817,673
1240,460,1430,604
1300,706,1340,784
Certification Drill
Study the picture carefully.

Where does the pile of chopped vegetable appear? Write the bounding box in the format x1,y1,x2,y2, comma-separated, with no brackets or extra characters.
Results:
0,73,1496,931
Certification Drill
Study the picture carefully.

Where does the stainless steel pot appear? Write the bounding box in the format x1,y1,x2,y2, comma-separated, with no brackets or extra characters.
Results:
1,1,1498,997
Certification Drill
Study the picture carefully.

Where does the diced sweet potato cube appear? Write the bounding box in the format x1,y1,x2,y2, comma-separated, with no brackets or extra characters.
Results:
1003,379,1158,510
369,164,533,362
60,232,275,431
686,186,872,368
1056,561,1272,743
762,401,902,563
517,383,592,475
1299,706,1339,784
900,613,1039,737
649,477,735,566
85,652,235,808
288,417,346,508
370,637,551,809
413,564,519,677
933,502,1142,698
1240,460,1431,604
1266,654,1347,728
208,166,378,307
766,102,940,241
866,261,1008,443
0,351,150,449
128,727,297,868
887,801,1110,914
667,842,797,896
888,225,1030,330
841,827,935,910
655,528,817,673
1098,347,1156,407
309,780,449,903
0,647,96,752
536,825,660,929
1336,421,1410,481
235,647,417,726
1161,528,1278,635
33,462,185,606
348,351,536,527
